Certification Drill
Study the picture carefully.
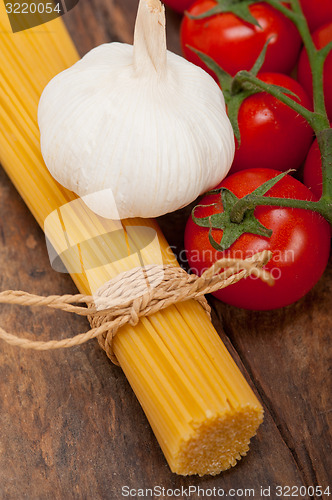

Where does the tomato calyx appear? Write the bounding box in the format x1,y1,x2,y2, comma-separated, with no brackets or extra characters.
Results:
186,0,261,27
192,170,332,250
192,172,291,250
190,41,298,143
192,188,271,251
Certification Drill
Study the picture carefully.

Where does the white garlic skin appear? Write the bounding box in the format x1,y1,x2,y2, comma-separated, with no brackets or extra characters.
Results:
38,43,235,219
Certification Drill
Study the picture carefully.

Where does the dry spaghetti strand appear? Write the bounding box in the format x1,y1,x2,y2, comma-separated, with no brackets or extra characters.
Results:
0,6,266,476
0,251,273,364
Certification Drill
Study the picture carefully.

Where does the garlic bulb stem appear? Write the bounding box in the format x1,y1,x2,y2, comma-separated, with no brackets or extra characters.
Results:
133,0,167,77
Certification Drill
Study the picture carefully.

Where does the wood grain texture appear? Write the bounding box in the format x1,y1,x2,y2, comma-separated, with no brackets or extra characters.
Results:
0,0,331,498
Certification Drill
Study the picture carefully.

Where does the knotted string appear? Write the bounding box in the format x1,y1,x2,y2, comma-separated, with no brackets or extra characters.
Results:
0,250,273,365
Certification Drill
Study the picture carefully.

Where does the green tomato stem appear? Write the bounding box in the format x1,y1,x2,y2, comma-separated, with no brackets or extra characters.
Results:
233,71,315,125
193,0,332,230
289,0,329,121
229,0,332,224
318,128,332,201
264,0,297,22
264,0,330,126
230,195,332,225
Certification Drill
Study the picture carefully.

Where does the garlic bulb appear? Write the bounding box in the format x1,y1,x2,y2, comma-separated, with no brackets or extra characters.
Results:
38,0,235,220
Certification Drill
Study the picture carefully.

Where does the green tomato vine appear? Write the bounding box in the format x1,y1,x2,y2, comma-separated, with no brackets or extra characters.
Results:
190,0,332,248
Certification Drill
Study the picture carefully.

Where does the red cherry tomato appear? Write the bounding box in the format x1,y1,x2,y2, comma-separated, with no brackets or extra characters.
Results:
299,0,332,32
231,73,313,173
180,1,302,78
303,139,323,199
297,22,332,121
162,0,195,12
184,169,331,310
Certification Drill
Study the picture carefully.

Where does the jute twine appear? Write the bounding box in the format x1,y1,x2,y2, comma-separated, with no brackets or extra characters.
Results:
0,250,273,365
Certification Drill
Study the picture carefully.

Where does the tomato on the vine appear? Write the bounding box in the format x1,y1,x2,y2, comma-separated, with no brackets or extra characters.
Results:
297,21,332,121
180,1,302,78
303,139,323,199
230,73,313,173
299,0,332,32
184,169,331,310
162,0,195,13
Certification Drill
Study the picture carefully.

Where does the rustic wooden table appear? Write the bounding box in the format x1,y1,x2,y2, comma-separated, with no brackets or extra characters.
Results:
0,1,331,498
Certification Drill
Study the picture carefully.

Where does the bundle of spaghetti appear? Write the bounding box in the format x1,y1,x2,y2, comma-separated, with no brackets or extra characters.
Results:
0,3,263,475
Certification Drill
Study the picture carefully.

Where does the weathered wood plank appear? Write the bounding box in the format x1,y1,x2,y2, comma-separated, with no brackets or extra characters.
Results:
212,261,332,491
0,165,306,498
0,0,330,498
